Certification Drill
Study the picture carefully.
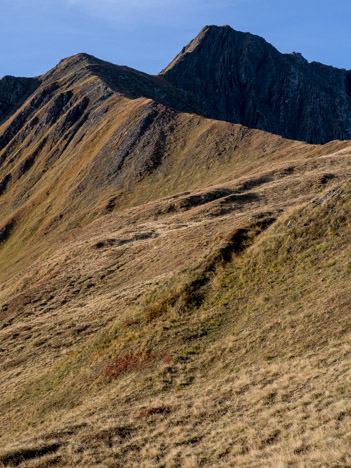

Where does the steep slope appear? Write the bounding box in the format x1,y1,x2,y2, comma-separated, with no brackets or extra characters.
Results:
0,75,40,125
161,25,351,144
44,53,199,114
3,51,348,283
0,54,200,279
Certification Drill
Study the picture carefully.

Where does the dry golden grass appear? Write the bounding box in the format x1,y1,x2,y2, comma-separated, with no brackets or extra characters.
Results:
0,54,349,285
2,176,351,466
1,57,351,466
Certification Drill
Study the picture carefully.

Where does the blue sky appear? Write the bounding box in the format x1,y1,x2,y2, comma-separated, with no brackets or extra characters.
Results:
1,0,350,78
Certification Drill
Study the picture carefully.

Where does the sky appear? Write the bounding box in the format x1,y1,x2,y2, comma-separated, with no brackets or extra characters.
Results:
0,0,350,78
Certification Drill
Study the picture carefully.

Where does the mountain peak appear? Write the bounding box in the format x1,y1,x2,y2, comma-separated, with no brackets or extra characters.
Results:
161,25,351,144
160,25,283,84
57,52,101,67
42,52,102,81
161,25,255,74
2,23,351,467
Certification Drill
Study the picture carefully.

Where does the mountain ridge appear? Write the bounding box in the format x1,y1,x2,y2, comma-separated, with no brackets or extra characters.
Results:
0,75,40,125
161,25,351,144
3,25,351,144
1,25,351,283
1,25,351,467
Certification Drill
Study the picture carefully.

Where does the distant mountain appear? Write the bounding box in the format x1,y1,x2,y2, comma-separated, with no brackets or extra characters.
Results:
1,27,351,274
161,25,351,144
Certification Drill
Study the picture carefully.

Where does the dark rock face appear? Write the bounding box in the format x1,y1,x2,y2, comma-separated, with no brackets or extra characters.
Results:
0,83,59,158
161,25,351,144
0,173,11,196
0,218,15,244
0,75,40,125
345,72,351,98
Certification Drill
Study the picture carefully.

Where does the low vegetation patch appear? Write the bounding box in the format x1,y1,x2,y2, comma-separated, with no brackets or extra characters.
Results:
100,351,160,382
137,405,171,419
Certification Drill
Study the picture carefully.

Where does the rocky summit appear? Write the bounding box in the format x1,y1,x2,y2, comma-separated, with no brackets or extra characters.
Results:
162,25,351,144
1,25,351,468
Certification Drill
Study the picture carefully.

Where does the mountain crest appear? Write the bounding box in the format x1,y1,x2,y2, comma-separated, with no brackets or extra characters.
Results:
161,25,351,143
2,24,351,467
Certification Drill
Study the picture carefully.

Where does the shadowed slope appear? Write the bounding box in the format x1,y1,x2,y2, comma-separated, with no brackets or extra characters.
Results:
161,25,351,144
45,53,199,114
0,75,40,125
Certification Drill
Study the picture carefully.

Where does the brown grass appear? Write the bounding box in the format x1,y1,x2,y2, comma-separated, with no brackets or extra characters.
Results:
101,352,160,382
1,181,351,466
1,63,351,466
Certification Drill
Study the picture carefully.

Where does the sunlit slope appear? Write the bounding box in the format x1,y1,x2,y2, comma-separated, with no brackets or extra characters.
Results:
1,47,351,468
1,176,351,467
2,53,349,283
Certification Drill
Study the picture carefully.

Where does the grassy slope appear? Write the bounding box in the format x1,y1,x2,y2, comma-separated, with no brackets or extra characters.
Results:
1,179,351,467
0,55,349,284
1,57,351,467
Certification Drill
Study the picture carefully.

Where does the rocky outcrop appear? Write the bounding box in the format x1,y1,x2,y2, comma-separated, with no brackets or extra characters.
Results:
0,75,40,125
161,25,351,144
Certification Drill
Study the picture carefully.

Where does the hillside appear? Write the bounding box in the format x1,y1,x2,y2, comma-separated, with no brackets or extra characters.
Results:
1,25,351,467
3,49,348,284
